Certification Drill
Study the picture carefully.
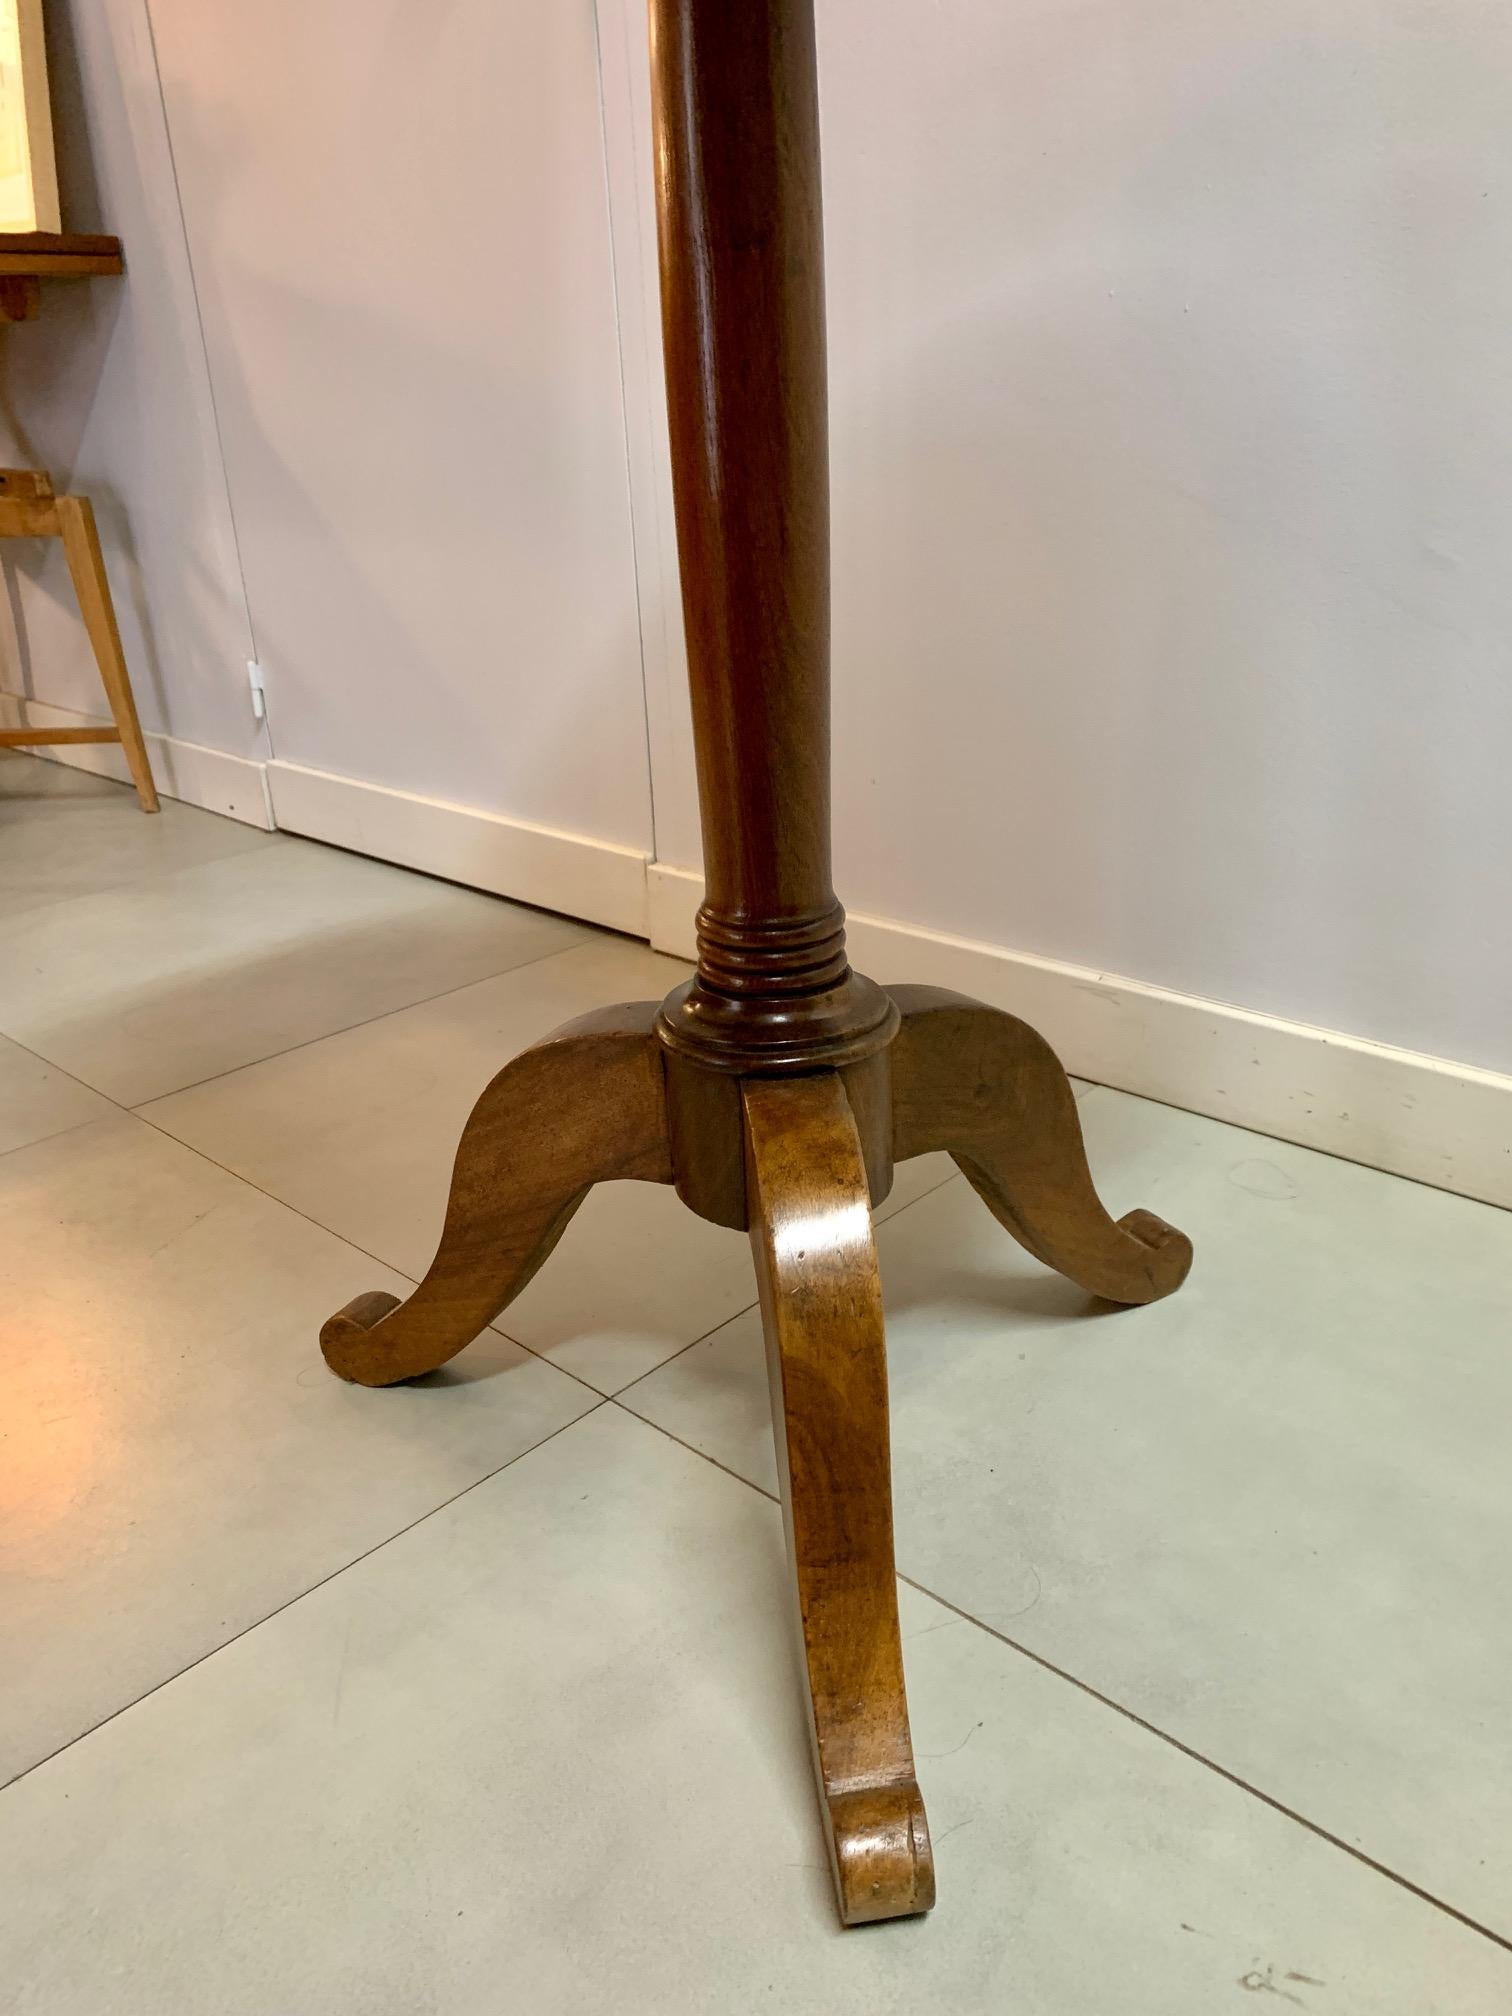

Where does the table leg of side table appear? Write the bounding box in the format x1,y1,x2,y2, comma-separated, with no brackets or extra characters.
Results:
889,986,1194,1304
319,1002,673,1386
55,494,159,812
317,0,1195,1935
746,1073,936,1925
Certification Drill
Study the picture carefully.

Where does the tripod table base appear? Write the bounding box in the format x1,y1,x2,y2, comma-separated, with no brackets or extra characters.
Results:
320,980,1191,1925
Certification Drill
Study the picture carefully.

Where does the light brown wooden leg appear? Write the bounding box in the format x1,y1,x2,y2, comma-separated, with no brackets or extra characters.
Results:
744,1073,934,1927
889,984,1191,1303
0,277,40,322
55,494,159,812
321,1003,672,1385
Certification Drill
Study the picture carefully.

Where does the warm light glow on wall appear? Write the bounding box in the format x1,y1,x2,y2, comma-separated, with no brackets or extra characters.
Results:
0,0,59,234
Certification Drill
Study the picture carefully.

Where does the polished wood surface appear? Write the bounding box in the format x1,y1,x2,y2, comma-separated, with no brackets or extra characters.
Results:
0,466,54,498
318,0,1194,1929
0,493,60,537
649,0,895,1077
0,475,158,810
0,230,121,257
0,725,118,746
746,1074,934,1924
320,1003,672,1385
0,232,122,322
890,986,1193,1303
662,1042,895,1233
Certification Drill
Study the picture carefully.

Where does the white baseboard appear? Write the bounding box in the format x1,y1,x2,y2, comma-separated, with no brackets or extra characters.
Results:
10,695,1505,1212
266,759,650,937
0,692,274,828
647,863,1512,1213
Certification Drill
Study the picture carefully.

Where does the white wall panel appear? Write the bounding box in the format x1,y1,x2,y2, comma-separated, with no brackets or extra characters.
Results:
0,0,259,761
146,0,652,851
605,0,1512,1075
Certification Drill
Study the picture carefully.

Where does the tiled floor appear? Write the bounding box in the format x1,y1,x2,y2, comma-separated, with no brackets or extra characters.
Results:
2,751,1508,2013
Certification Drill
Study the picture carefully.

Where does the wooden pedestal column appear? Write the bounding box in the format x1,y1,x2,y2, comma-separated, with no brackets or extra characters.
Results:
319,0,1192,1928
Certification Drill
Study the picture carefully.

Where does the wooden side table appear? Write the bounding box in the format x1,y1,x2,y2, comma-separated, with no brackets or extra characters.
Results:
319,0,1192,1926
0,469,158,811
0,230,157,812
0,231,123,324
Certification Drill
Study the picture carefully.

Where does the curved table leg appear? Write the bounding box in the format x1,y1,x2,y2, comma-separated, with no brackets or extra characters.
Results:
744,1073,935,1927
321,1002,672,1385
889,984,1192,1305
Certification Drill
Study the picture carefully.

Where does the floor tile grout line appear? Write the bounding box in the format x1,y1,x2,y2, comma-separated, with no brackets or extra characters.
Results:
125,1095,761,1411
0,1110,121,1167
8,1305,1505,1955
894,1576,1512,1958
607,1309,762,1403
606,1167,964,1404
0,1398,611,1801
1074,1077,1512,1217
128,1124,956,1411
2,788,1496,1222
17,771,1501,1938
0,809,295,941
124,1106,607,1403
13,810,1496,1948
109,1125,954,1411
0,1038,139,1168
0,931,602,1119
0,1016,145,1161
610,1397,785,1506
0,1033,133,1109
124,930,624,1111
620,1405,1512,1959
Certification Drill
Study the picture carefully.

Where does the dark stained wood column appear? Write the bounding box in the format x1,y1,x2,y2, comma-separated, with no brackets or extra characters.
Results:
649,0,896,1075
315,0,1195,1931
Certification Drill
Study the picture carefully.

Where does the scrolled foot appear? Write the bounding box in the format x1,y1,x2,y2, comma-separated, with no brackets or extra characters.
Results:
320,1292,405,1384
890,985,1192,1306
1111,1206,1193,1300
318,1002,672,1387
829,1781,936,1925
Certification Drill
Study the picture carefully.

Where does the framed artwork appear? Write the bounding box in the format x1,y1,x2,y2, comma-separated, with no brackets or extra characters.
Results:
0,0,59,234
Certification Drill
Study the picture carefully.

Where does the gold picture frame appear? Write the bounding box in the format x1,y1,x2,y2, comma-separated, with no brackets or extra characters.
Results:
0,0,59,234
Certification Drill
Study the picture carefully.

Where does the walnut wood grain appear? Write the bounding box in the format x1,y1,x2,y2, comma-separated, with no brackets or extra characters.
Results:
0,233,123,323
0,229,122,261
889,985,1192,1303
321,1004,672,1385
312,0,1194,1931
649,0,896,1077
664,1041,896,1232
744,1073,935,1925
